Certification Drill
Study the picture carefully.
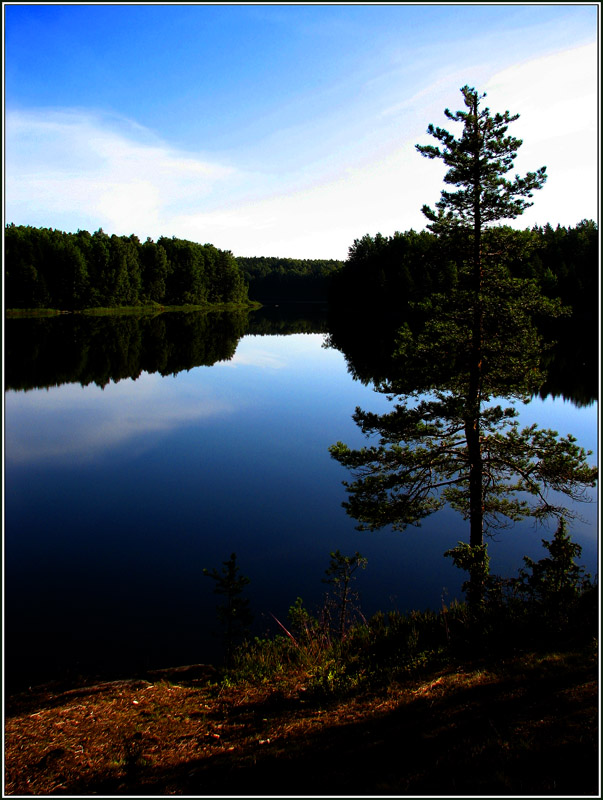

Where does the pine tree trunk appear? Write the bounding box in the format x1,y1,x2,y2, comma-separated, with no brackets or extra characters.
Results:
466,101,485,606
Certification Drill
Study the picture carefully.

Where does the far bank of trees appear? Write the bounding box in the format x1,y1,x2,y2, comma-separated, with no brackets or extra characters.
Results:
5,219,596,315
5,225,249,310
329,220,598,323
236,256,343,302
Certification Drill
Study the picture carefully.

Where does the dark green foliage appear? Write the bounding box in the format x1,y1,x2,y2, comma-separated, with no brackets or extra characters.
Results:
231,555,368,687
236,256,343,302
327,221,598,324
416,85,547,234
204,553,253,666
329,402,597,529
444,542,491,607
140,238,168,303
388,264,564,397
329,229,455,313
529,219,599,321
286,596,322,646
4,224,249,309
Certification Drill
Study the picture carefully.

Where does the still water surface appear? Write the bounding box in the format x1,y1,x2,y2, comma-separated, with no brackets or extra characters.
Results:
4,310,598,688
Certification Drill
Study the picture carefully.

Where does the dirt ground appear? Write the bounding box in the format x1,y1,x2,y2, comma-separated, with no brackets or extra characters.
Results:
4,650,598,796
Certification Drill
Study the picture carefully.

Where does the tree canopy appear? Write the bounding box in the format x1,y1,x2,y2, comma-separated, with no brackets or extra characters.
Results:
416,85,547,236
328,221,598,324
5,225,249,310
237,255,343,302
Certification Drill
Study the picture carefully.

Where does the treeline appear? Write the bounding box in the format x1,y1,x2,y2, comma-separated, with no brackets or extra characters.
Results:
329,220,598,321
236,256,343,302
6,221,596,314
5,225,249,310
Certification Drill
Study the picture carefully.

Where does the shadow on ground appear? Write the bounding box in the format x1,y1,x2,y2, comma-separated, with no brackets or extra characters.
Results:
58,656,597,797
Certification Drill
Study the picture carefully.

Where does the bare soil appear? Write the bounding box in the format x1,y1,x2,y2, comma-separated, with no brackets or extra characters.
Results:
4,649,598,796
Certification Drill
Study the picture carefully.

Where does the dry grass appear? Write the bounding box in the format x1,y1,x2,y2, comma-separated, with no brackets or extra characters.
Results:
4,649,598,796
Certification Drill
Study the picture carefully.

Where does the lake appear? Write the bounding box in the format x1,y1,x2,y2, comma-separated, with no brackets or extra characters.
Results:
4,307,598,689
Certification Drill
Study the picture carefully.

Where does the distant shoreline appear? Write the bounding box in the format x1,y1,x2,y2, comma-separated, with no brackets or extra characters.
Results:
5,301,262,318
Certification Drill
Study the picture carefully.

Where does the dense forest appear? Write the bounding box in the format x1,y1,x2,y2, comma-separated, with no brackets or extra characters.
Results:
4,225,249,309
236,256,343,301
329,220,598,323
4,220,597,316
324,219,598,407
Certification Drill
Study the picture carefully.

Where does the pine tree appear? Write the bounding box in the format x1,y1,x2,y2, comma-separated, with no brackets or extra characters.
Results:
516,518,593,627
322,550,367,640
417,86,548,574
204,553,253,665
330,87,597,605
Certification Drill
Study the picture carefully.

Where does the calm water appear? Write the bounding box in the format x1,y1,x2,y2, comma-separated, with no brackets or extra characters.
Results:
4,309,599,688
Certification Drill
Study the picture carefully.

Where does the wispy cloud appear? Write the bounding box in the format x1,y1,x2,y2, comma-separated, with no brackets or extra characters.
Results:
482,42,597,226
226,348,288,370
484,42,596,140
5,109,239,236
5,40,597,258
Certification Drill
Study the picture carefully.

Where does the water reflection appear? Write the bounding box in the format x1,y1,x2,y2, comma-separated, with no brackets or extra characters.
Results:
4,307,598,689
4,305,330,392
5,326,395,688
326,308,598,407
5,305,596,406
5,372,238,464
4,310,247,391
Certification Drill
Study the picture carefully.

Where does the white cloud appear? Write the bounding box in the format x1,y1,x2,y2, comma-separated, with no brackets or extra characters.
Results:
164,141,441,258
226,348,287,369
224,333,328,368
482,42,598,227
5,41,597,258
5,109,238,236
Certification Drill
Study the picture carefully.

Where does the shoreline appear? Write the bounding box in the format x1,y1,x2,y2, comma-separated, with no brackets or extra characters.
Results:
5,301,262,318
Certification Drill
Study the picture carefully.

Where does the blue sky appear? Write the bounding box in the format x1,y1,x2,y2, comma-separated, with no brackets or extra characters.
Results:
4,3,599,259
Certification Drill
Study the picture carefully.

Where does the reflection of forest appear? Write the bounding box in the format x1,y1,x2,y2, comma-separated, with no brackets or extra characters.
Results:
5,306,597,405
326,308,598,408
536,319,599,407
4,306,330,391
245,303,330,336
5,311,248,391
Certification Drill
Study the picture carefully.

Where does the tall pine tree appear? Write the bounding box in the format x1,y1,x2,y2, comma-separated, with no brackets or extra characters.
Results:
417,86,547,567
330,87,597,605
